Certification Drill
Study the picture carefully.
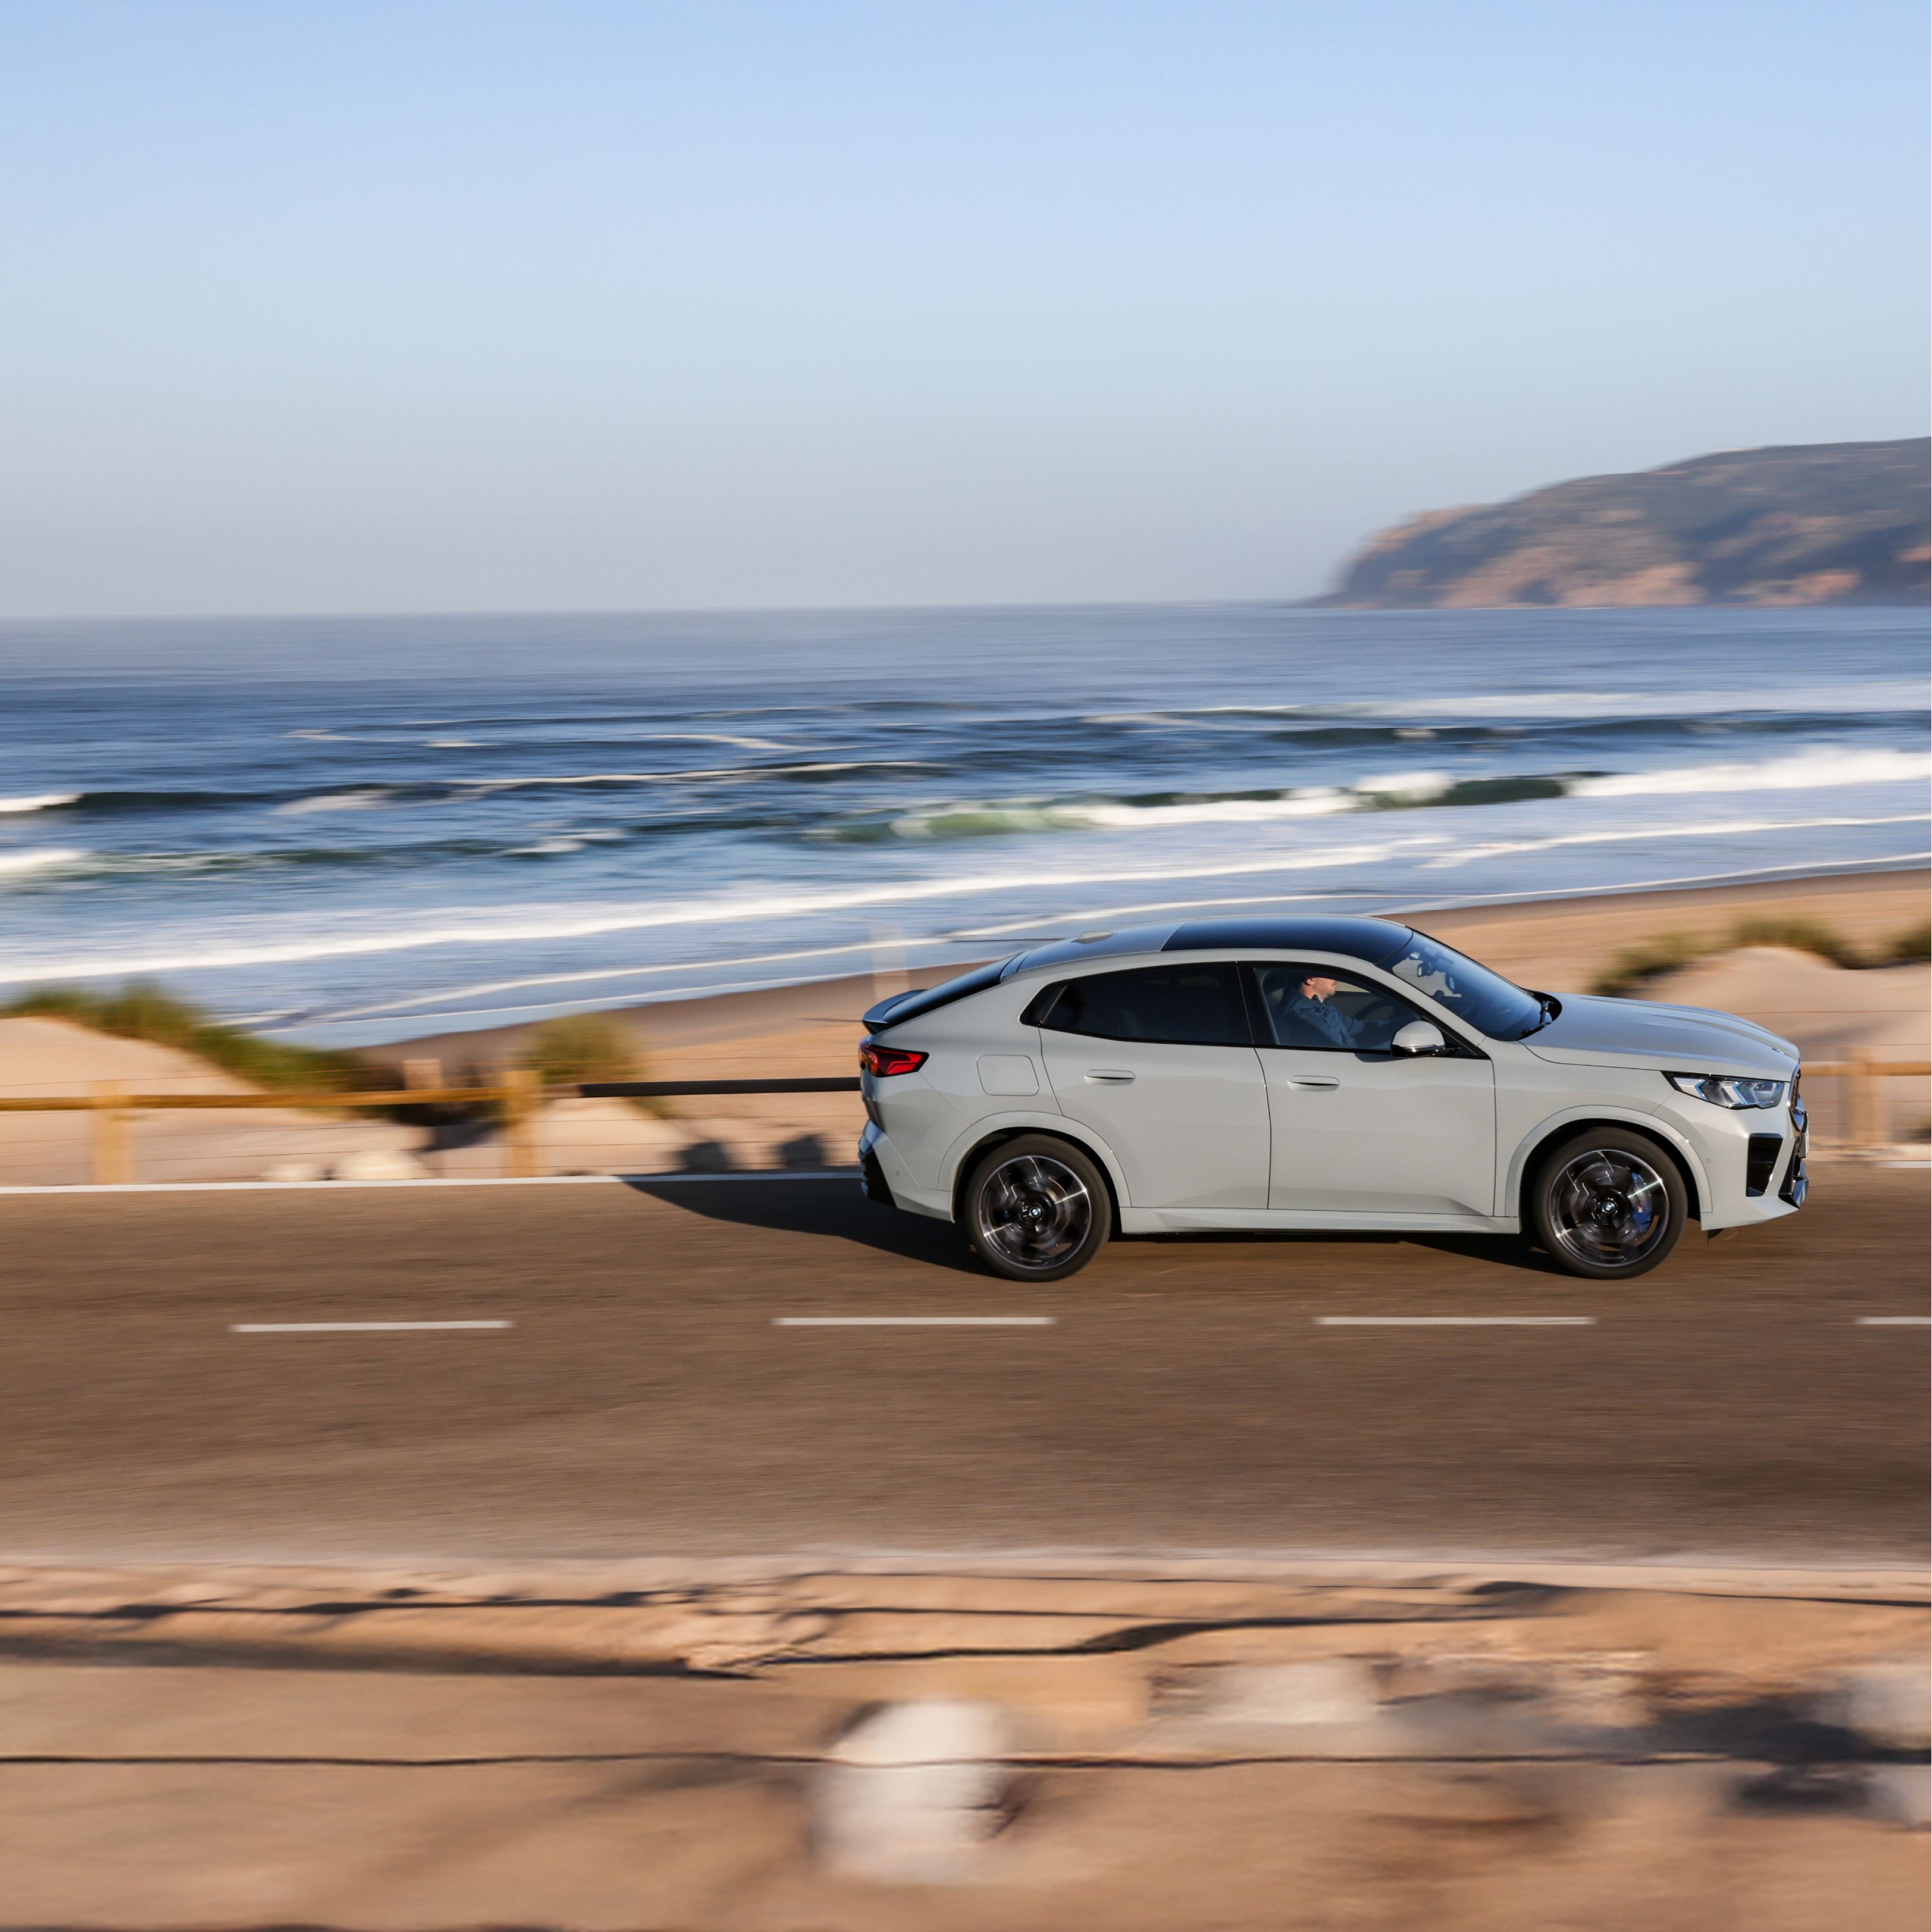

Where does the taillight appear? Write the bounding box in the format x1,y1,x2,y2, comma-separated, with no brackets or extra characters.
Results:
860,1041,928,1077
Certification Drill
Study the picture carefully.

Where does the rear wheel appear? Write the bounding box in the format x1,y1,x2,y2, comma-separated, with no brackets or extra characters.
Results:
1530,1128,1687,1280
963,1136,1110,1283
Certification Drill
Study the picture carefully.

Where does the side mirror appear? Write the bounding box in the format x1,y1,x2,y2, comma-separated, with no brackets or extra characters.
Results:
1392,1019,1448,1057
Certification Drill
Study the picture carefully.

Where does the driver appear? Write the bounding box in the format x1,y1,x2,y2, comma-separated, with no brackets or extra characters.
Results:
1287,973,1363,1048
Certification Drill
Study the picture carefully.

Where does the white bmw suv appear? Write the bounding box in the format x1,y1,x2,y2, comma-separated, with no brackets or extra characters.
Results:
856,916,1806,1283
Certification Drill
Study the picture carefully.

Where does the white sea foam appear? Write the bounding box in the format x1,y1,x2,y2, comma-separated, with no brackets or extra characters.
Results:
0,839,1420,983
454,759,927,794
880,779,1464,838
0,793,79,814
1348,770,1457,802
1054,791,1356,830
624,732,797,750
273,788,397,815
1084,680,1930,728
0,846,88,875
1571,746,1932,798
1417,812,1931,867
871,744,1927,843
311,936,921,1021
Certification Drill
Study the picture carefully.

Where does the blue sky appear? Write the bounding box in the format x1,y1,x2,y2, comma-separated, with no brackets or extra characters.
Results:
0,1,1925,615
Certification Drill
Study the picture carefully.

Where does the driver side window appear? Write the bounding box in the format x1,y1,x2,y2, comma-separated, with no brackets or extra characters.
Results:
1247,962,1422,1054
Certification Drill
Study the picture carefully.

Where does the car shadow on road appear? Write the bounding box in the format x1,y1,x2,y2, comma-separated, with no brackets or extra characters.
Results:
1133,1226,1565,1276
621,1175,1569,1278
620,1175,983,1273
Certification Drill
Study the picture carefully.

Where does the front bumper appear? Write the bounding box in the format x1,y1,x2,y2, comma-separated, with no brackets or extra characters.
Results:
1671,1076,1806,1228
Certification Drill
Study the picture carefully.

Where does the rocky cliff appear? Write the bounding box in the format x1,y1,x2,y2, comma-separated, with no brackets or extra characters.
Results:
1318,437,1929,607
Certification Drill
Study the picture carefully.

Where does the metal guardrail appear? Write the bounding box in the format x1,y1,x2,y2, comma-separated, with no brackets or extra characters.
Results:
0,1066,1919,1186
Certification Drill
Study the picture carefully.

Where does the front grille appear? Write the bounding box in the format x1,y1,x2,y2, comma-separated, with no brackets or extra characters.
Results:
1745,1133,1783,1197
1779,1068,1809,1205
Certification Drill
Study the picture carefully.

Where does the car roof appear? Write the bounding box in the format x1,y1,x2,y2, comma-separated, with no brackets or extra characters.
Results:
1162,915,1416,965
1007,914,1417,980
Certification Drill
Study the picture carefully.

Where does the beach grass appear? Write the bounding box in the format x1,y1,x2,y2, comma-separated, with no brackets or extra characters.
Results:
1590,916,1931,996
2,981,365,1093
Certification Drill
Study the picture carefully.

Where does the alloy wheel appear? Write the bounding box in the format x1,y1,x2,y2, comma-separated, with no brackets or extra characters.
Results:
1546,1148,1671,1271
977,1153,1092,1273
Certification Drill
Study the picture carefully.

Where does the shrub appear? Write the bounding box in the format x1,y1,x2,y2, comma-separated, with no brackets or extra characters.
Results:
1879,918,1931,966
1589,911,1918,996
1589,933,1708,998
518,1012,663,1114
1728,916,1863,968
2,981,361,1092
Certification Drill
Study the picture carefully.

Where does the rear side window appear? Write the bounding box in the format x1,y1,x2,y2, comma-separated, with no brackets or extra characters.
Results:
1029,963,1251,1046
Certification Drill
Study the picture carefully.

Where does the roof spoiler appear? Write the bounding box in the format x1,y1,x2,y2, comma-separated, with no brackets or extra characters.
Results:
862,988,927,1030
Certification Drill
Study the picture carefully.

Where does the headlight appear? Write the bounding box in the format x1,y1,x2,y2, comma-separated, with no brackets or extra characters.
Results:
1667,1072,1786,1110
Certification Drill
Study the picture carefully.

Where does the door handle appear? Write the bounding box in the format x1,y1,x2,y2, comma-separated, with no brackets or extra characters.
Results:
1285,1075,1341,1090
1086,1070,1136,1084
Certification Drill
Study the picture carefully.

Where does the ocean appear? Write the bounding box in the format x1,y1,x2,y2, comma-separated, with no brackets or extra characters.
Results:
0,605,1924,1045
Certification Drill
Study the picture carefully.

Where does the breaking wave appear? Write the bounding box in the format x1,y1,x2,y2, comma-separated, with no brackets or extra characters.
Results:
0,846,89,877
820,746,1931,844
0,792,80,814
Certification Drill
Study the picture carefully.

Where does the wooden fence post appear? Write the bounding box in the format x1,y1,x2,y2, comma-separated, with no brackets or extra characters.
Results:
502,1069,541,1179
91,1081,131,1185
1846,1051,1884,1155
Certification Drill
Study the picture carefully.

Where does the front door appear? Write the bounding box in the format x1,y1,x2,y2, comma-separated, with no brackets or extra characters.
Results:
1036,961,1269,1209
1247,960,1495,1217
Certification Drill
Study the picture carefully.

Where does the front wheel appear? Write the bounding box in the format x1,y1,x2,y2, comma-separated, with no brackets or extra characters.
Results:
963,1136,1110,1283
1529,1128,1687,1280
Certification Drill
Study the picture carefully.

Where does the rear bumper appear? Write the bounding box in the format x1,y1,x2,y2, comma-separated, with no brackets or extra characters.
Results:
857,1120,952,1221
859,1141,895,1209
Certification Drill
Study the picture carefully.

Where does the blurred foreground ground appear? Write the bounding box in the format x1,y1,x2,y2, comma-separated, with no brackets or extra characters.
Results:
1,1562,1926,1930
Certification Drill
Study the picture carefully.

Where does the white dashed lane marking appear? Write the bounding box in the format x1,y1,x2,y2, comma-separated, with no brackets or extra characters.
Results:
230,1320,515,1333
774,1316,1057,1328
1316,1316,1596,1327
1855,1316,1931,1327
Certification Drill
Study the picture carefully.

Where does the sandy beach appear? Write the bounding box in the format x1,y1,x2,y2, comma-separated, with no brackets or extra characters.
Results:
2,866,1924,1184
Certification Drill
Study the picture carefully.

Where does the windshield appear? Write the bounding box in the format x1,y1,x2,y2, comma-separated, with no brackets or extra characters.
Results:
1384,931,1547,1040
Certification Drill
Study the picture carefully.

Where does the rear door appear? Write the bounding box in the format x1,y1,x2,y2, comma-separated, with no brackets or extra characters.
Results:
1036,962,1269,1209
1247,960,1495,1217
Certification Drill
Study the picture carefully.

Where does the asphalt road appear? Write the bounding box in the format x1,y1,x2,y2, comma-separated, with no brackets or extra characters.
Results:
3,1168,1926,1568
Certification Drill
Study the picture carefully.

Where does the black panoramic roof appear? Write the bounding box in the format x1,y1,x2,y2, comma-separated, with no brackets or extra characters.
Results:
1162,916,1414,965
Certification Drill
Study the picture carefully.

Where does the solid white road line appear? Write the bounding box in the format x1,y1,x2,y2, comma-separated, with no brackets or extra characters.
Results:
774,1316,1057,1327
1316,1315,1596,1327
1855,1316,1931,1326
229,1320,515,1333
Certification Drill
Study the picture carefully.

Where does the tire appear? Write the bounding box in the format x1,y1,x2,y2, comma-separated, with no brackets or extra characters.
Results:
1528,1128,1688,1280
963,1135,1111,1283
